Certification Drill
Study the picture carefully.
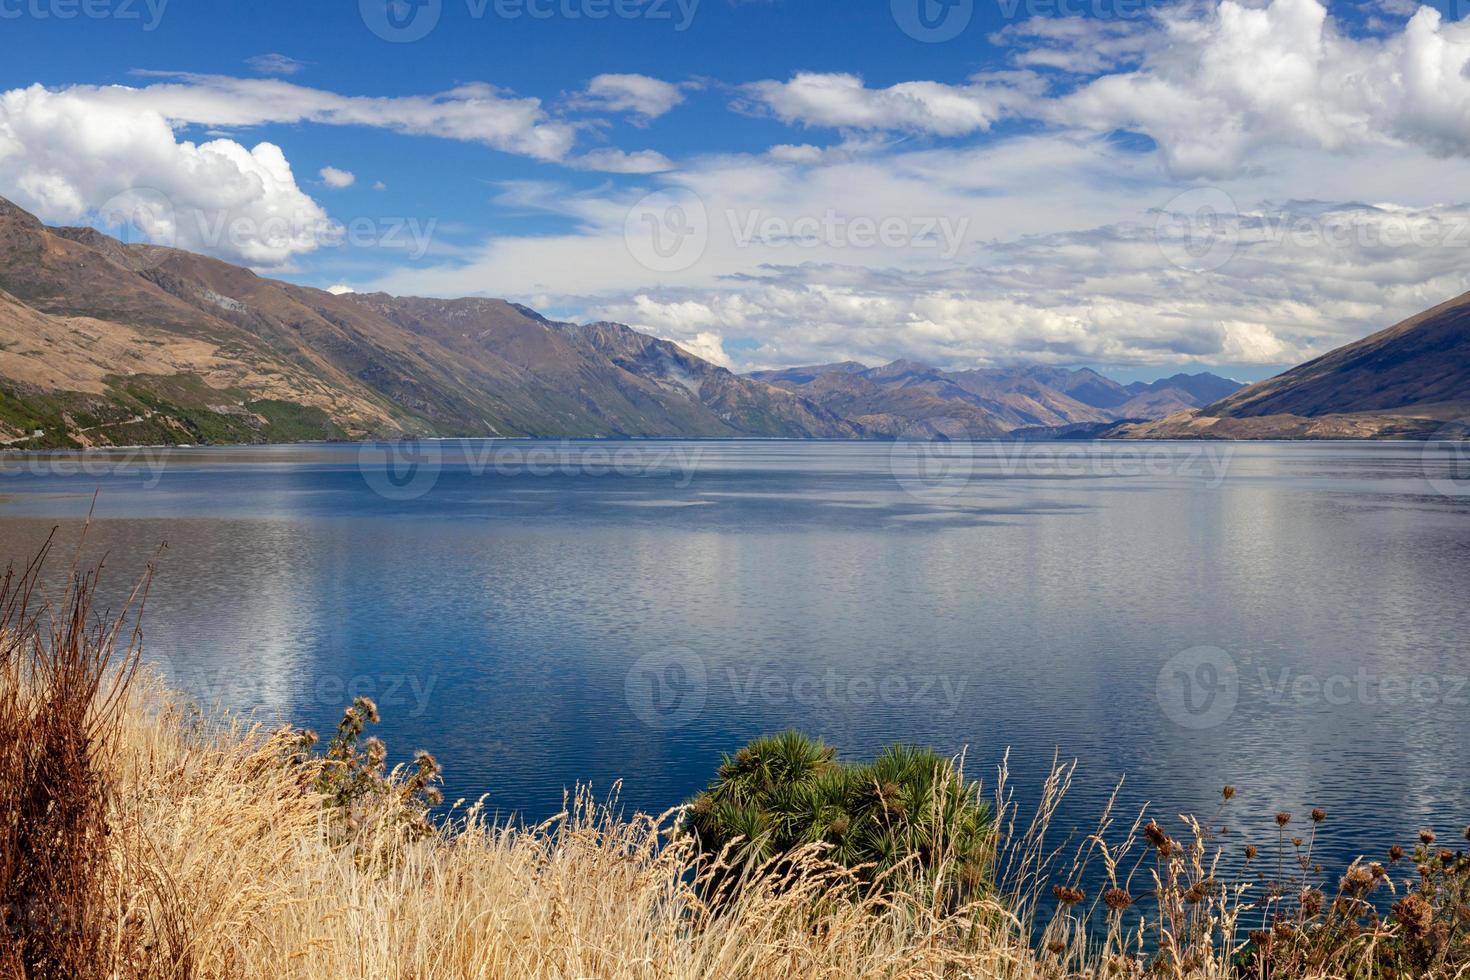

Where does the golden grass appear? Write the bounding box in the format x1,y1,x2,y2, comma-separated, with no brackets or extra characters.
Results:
99,681,1046,979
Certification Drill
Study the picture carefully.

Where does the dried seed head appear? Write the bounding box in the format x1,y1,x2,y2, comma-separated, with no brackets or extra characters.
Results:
1389,844,1406,863
1222,786,1235,800
1300,888,1325,916
1276,812,1292,828
1392,894,1434,939
1245,844,1258,861
1310,808,1326,824
1051,884,1086,906
1420,829,1436,846
1103,888,1134,911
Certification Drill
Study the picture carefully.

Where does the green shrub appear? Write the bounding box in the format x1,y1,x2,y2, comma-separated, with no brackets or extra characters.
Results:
683,731,992,905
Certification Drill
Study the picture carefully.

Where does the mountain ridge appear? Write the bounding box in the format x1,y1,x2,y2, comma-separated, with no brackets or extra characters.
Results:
6,194,1459,447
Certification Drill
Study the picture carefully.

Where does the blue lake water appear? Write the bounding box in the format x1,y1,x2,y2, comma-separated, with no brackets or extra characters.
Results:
2,439,1468,882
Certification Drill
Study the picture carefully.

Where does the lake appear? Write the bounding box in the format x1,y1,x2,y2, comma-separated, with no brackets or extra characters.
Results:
2,439,1467,882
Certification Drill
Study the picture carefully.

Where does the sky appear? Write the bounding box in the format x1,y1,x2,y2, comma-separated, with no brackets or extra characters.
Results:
3,0,1470,381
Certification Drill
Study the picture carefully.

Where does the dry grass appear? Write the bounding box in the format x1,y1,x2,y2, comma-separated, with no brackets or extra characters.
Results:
2,539,1467,978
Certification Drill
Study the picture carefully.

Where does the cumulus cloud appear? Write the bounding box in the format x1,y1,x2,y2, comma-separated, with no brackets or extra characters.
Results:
738,72,1035,136
569,74,686,122
0,84,330,267
319,166,355,188
1038,0,1470,177
740,0,1470,180
366,122,1470,373
596,197,1470,371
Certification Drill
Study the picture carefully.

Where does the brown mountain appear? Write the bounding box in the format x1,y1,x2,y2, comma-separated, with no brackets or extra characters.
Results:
1118,292,1470,439
0,197,857,447
748,361,1240,433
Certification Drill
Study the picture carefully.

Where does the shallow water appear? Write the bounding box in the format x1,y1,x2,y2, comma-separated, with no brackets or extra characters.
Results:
2,439,1467,880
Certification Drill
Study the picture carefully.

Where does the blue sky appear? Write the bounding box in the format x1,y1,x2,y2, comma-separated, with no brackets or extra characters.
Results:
4,0,1470,381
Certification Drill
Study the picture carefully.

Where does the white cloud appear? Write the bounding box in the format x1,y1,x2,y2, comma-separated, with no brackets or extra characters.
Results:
0,83,330,268
1041,0,1470,177
319,166,355,188
740,0,1470,180
326,284,355,295
245,53,307,76
570,74,686,122
366,123,1470,372
739,72,1034,136
568,148,676,173
65,73,670,173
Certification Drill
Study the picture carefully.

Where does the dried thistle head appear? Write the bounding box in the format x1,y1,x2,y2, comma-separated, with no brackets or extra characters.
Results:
1310,808,1326,824
1143,820,1175,857
1222,785,1235,801
1300,888,1325,916
1245,844,1258,861
1392,894,1434,939
1389,844,1406,863
1342,865,1376,896
1420,829,1436,846
1052,884,1085,906
1276,811,1292,828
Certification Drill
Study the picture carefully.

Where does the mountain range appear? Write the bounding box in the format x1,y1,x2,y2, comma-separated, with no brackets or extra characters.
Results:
0,193,1463,446
0,196,1239,448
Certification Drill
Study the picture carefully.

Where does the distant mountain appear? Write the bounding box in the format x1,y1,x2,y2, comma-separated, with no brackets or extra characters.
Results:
748,361,1243,434
1118,292,1470,439
0,194,1283,448
0,196,857,447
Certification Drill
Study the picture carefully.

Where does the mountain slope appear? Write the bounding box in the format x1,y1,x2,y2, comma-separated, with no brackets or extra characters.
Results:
1118,292,1470,439
0,197,854,446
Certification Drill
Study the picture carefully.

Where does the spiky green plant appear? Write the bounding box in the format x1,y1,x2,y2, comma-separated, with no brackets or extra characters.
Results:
683,731,992,906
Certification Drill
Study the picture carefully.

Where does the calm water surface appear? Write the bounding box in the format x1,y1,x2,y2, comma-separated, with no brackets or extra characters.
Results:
2,440,1467,880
